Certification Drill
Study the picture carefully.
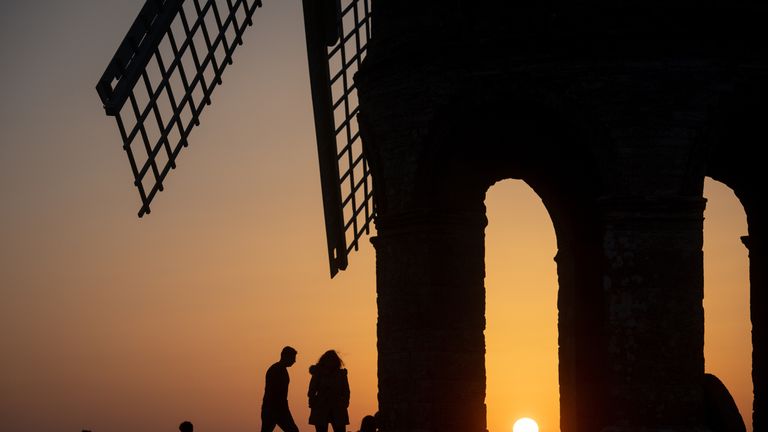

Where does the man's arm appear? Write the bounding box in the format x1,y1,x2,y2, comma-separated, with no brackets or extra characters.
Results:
264,364,285,400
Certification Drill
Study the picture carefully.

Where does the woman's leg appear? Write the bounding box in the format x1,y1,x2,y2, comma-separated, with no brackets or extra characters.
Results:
331,423,345,432
314,424,329,432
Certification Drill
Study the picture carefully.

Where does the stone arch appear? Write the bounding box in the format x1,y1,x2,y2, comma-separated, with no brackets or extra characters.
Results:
703,81,768,430
483,179,559,431
701,178,751,430
415,85,609,432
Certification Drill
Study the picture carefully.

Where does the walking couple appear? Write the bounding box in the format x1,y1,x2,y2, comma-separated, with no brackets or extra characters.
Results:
261,346,350,432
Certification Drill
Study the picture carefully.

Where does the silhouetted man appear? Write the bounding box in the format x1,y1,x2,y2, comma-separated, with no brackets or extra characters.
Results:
179,421,193,432
261,346,299,432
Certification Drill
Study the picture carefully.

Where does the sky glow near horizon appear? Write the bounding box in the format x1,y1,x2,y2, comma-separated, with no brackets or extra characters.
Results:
0,1,753,431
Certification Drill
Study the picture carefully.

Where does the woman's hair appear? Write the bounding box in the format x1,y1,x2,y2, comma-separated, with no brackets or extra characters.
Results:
315,349,344,370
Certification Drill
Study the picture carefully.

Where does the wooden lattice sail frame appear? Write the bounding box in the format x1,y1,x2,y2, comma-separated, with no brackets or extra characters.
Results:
303,0,374,276
96,0,374,277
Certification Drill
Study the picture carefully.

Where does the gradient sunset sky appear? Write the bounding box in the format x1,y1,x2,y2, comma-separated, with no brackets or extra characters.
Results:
0,1,753,431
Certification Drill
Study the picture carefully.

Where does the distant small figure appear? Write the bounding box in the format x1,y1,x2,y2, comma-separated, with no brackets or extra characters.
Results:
179,421,194,432
308,350,350,432
262,346,300,432
358,414,377,432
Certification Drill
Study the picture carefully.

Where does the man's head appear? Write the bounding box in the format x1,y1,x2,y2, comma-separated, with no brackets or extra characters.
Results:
280,346,297,367
179,421,193,432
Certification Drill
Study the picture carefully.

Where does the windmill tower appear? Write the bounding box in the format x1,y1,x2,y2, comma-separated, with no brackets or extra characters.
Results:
97,1,767,431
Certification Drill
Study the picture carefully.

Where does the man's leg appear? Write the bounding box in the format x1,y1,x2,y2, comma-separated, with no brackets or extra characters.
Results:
261,417,277,432
276,411,299,432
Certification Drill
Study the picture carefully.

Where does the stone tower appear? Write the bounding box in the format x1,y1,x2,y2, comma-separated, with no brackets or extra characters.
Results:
356,2,767,431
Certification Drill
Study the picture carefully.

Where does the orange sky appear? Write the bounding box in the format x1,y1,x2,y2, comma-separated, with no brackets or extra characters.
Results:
0,1,753,431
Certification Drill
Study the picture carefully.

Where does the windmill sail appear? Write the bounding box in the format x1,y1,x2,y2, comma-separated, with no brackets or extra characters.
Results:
96,0,262,217
303,0,374,277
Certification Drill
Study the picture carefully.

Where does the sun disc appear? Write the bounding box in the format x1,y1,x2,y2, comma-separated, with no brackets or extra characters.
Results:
513,417,539,432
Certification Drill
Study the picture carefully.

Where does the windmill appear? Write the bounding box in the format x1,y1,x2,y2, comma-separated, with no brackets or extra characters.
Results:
96,2,768,431
96,0,374,276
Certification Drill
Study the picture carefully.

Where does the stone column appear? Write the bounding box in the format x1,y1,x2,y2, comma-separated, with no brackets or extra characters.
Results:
556,239,607,432
373,210,488,432
744,234,766,430
599,197,707,431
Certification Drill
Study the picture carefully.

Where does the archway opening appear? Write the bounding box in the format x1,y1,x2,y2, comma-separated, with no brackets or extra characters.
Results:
703,177,751,429
485,179,560,432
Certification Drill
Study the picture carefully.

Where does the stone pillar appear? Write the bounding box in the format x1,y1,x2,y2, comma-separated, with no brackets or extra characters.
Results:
555,246,581,431
373,210,488,432
744,234,766,430
599,197,707,431
556,239,607,432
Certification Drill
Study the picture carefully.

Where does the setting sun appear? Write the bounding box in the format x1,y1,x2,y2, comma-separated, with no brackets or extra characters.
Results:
513,417,539,432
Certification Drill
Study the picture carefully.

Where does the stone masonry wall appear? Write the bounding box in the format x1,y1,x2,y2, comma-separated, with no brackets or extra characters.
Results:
357,2,767,431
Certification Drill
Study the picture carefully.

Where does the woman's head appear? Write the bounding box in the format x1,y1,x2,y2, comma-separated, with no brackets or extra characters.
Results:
317,349,343,370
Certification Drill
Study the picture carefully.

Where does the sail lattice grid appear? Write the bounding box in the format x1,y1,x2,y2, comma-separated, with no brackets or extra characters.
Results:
97,0,373,277
96,0,262,216
304,0,374,276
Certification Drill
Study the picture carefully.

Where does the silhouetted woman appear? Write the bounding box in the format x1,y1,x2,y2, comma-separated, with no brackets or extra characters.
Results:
308,350,350,432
